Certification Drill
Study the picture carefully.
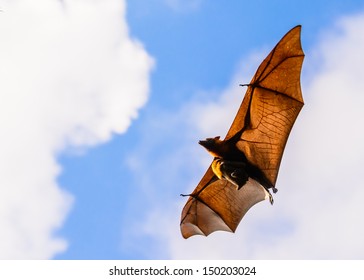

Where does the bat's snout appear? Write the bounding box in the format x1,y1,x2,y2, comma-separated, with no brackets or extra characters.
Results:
198,139,212,148
198,136,221,149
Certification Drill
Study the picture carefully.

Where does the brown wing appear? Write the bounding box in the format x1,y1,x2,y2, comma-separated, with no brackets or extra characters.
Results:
180,25,304,238
226,25,304,187
180,167,270,238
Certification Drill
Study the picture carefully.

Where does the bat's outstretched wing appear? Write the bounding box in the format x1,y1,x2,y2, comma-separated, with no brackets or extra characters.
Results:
181,26,304,238
181,168,270,238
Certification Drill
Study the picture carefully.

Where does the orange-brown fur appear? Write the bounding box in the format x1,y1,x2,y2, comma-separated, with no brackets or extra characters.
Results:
198,136,244,161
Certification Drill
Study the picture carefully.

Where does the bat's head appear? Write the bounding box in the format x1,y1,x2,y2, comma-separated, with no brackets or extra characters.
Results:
198,136,223,157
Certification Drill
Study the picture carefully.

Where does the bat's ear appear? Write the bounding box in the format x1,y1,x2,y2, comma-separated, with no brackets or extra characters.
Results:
199,136,220,144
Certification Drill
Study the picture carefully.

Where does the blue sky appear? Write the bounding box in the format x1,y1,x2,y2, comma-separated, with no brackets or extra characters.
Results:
1,0,364,259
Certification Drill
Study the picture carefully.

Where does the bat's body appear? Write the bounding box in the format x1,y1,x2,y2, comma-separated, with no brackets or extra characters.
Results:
211,158,248,190
180,26,304,239
199,136,276,202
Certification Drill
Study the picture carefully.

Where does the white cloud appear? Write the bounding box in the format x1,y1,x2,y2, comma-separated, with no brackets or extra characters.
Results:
272,13,364,259
134,12,364,259
0,0,153,259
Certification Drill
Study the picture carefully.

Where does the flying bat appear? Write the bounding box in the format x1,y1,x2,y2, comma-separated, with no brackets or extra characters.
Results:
180,25,304,238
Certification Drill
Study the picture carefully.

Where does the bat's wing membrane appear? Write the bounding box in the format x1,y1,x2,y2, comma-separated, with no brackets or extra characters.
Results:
181,167,269,238
227,25,304,187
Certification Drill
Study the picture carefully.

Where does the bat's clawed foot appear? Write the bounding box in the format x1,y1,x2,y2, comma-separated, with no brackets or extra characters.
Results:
268,187,277,204
265,188,274,205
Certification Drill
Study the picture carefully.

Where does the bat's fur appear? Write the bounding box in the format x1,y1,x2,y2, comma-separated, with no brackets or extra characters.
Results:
199,136,276,204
